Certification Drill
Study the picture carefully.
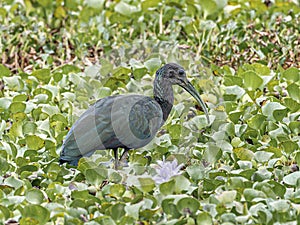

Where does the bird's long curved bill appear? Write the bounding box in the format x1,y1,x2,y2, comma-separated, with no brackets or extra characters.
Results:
181,81,210,124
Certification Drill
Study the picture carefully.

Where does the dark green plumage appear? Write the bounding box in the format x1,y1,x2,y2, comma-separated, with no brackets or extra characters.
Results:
59,63,209,167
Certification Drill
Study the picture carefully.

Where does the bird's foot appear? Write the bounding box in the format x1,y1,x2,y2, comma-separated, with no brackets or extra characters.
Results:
114,158,129,170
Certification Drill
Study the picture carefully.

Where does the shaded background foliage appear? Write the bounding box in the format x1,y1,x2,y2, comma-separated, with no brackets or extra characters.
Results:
0,0,300,224
1,0,299,72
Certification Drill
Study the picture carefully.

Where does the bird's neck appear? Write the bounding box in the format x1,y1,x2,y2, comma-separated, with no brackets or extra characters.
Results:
153,78,174,122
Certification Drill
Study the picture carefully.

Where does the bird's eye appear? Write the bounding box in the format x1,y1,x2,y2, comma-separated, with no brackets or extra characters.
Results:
178,69,185,76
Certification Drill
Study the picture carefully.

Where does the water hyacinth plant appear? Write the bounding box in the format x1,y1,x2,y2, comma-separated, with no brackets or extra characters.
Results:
0,0,299,224
153,159,184,184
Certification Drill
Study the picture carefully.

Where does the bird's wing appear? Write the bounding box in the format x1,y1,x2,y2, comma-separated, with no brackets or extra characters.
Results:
106,95,163,149
60,95,163,163
60,96,116,162
129,96,163,139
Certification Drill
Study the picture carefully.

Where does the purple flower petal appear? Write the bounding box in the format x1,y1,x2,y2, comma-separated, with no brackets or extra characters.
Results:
153,159,183,184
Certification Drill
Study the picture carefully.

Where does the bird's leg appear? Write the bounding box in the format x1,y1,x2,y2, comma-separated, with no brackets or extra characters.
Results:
119,148,129,167
113,149,119,169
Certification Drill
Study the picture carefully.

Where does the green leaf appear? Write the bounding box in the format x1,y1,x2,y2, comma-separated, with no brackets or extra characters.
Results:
295,152,300,169
263,147,279,159
125,202,143,220
9,121,23,137
234,148,254,161
252,63,271,76
174,175,191,193
281,141,298,154
133,67,148,80
110,203,126,221
50,113,68,125
144,58,161,74
140,208,161,220
85,65,100,78
18,165,38,176
4,176,24,189
159,179,175,195
85,0,104,9
138,177,155,193
177,197,200,215
112,66,131,78
0,205,10,220
25,135,45,150
252,169,272,182
216,190,237,204
228,177,246,190
42,105,60,116
229,111,242,123
243,188,266,201
268,180,286,198
162,198,181,218
0,98,11,111
196,212,213,225
99,59,113,76
12,112,27,122
262,102,287,121
26,189,45,204
71,190,90,200
186,164,205,181
85,168,107,186
10,102,26,114
110,184,126,198
115,2,139,17
199,0,218,17
242,71,263,90
19,217,40,225
223,75,243,86
0,64,11,77
287,83,300,102
168,124,182,140
21,205,50,225
270,200,290,213
109,171,122,183
13,94,28,102
22,122,37,136
3,76,24,91
54,5,66,19
141,0,160,11
220,213,237,223
189,115,211,130
200,20,217,30
284,98,300,112
31,69,51,83
96,87,112,99
283,172,300,186
247,114,267,130
289,121,300,134
0,158,10,175
282,67,299,82
254,151,273,163
53,72,63,82
61,64,81,74
203,143,222,164
37,0,52,8
224,86,245,99
94,216,116,225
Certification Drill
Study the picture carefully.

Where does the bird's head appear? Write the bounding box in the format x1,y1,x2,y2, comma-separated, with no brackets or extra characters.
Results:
156,63,187,86
156,63,210,123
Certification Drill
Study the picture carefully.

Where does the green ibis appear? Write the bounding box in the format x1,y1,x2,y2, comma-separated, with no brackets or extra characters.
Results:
59,63,209,166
